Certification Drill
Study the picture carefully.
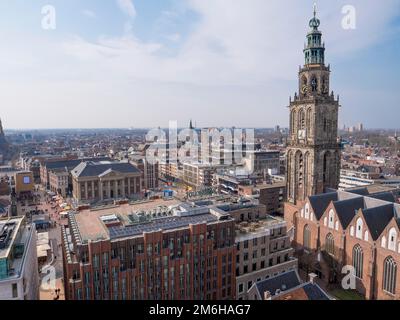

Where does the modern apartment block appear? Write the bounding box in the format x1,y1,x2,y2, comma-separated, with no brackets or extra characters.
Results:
130,158,159,190
62,200,236,300
258,182,286,216
235,217,297,300
183,163,227,190
0,216,39,300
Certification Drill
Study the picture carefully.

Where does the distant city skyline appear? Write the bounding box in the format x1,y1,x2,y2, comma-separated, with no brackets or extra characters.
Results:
1,0,400,129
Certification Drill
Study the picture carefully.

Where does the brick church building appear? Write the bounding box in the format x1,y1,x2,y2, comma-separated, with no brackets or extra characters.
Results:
284,8,400,300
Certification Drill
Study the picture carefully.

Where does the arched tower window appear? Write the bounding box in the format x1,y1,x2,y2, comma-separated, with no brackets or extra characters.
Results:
304,152,310,198
297,152,304,191
291,110,297,134
303,225,311,249
321,76,328,94
298,109,305,130
306,108,312,135
383,256,397,294
288,151,294,199
325,233,335,256
311,77,318,92
352,244,364,279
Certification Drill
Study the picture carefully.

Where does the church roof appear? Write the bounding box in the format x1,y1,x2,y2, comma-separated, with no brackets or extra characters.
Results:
361,204,395,241
309,192,338,220
333,197,365,229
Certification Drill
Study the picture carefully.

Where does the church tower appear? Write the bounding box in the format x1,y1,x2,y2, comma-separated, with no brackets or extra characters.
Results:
286,6,341,204
0,118,4,137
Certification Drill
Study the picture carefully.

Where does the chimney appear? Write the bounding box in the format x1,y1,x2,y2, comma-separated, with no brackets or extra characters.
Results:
309,273,318,284
263,291,272,300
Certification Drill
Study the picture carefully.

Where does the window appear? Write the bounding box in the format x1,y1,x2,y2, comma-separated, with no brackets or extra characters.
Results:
12,283,18,298
364,231,369,242
350,226,354,237
388,228,398,252
303,225,311,249
352,244,363,279
356,218,363,239
383,256,397,295
247,281,253,290
324,217,327,227
328,210,334,229
238,283,244,294
325,233,335,256
382,236,387,249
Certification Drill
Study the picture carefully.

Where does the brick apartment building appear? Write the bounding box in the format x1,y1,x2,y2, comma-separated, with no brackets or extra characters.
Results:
62,200,236,300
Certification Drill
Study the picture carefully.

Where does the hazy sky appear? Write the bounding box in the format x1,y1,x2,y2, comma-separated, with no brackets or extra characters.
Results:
1,0,400,129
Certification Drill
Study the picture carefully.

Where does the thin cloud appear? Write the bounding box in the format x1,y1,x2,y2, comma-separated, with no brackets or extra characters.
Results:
82,10,96,18
116,0,137,19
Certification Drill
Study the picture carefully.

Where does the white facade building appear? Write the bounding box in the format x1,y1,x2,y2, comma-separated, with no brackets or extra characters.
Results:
0,217,39,300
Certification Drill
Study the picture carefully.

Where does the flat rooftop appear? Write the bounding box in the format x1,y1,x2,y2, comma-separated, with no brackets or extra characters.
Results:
0,217,24,259
74,199,181,242
0,216,32,281
235,216,286,242
72,198,234,242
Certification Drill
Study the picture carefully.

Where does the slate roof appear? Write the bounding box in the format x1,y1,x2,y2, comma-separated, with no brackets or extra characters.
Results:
254,270,331,300
368,192,396,203
255,270,301,297
309,192,338,220
332,197,365,229
72,161,141,178
347,187,370,196
361,204,395,240
301,283,331,300
44,157,111,170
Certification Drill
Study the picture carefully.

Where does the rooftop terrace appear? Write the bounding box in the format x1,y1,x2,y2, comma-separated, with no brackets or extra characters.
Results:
70,198,234,242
